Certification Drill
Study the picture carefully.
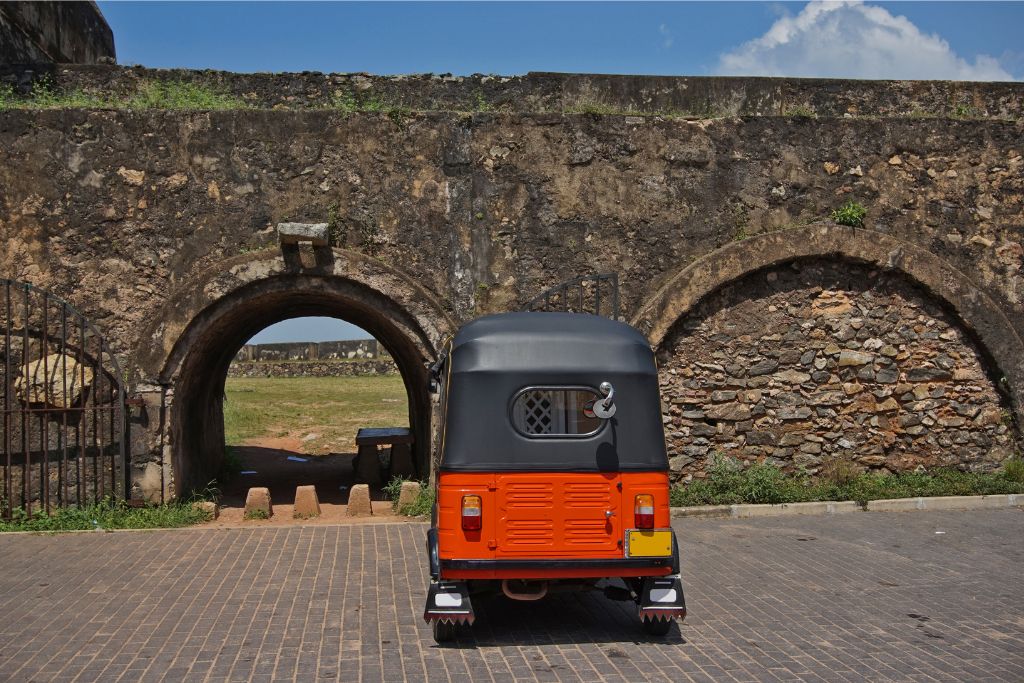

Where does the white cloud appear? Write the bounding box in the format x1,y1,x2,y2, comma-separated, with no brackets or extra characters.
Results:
659,23,673,49
716,1,1015,81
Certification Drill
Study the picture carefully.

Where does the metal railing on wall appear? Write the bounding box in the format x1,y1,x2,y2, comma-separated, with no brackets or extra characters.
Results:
0,280,130,518
522,273,620,320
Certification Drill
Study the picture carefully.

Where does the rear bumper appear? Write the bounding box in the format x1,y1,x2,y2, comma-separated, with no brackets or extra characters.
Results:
440,557,675,580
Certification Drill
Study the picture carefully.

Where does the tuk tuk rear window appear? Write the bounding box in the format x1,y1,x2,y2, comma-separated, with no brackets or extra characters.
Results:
510,387,603,438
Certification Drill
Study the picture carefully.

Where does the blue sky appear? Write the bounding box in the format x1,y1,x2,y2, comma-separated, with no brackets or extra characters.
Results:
98,1,1023,343
100,2,1023,79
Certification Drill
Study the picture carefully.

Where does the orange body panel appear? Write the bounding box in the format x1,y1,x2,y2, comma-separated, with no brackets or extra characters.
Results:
436,471,672,580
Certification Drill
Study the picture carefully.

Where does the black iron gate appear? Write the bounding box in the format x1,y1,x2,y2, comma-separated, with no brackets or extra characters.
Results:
522,273,620,319
0,280,130,518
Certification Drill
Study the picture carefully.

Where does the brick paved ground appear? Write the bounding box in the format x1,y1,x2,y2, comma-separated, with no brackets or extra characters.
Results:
0,509,1021,682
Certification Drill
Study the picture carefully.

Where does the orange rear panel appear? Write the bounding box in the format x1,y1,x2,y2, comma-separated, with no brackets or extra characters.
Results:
436,471,672,579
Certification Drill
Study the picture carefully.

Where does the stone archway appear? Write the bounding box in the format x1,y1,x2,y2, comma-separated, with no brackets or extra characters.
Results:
132,247,455,498
633,223,1024,431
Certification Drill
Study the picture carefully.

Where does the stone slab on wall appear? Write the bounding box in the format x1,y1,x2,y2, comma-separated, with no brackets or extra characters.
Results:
0,2,115,65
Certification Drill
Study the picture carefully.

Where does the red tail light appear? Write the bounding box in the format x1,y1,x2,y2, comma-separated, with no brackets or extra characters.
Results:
461,494,482,531
634,494,655,529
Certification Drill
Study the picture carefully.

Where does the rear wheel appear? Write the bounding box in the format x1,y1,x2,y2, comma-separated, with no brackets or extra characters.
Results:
432,620,458,644
641,617,672,636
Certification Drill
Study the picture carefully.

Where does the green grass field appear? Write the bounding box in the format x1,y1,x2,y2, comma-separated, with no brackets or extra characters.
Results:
224,376,409,455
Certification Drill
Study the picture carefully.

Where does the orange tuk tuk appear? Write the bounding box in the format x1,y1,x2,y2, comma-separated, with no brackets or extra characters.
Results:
423,312,686,642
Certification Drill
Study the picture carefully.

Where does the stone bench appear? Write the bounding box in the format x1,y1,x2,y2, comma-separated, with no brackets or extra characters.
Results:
353,427,415,485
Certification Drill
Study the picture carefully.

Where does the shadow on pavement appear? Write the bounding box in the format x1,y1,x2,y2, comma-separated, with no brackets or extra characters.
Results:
219,445,390,506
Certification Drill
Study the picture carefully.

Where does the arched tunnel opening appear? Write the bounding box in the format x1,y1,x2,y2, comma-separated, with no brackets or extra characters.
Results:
166,274,434,503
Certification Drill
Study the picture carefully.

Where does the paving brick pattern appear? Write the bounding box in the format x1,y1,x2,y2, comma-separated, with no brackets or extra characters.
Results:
0,510,1021,682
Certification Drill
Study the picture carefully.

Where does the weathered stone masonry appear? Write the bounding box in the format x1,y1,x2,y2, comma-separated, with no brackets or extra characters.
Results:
0,66,1021,497
658,260,1014,479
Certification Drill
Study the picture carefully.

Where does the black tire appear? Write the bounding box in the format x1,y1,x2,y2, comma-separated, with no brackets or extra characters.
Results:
432,620,458,644
641,617,673,636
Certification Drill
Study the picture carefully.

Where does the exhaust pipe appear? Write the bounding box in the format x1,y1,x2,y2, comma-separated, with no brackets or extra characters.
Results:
501,579,548,601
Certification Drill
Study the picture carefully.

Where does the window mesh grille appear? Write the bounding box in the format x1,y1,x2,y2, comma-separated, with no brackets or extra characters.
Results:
512,388,602,437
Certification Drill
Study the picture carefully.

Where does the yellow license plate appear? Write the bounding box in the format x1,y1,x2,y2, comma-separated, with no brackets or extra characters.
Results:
626,529,673,558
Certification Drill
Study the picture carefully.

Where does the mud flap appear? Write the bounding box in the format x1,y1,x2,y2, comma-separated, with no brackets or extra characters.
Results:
424,580,475,625
638,575,687,622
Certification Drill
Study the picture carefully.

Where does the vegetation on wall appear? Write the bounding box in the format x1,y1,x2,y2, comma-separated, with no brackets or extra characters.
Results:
830,200,868,227
670,454,1024,507
0,78,250,111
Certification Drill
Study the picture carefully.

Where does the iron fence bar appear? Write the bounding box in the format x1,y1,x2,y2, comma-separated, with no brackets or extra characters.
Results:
60,305,69,507
21,285,30,516
91,330,100,503
3,282,11,518
77,314,86,506
105,346,116,499
41,294,49,514
119,350,129,500
611,273,620,321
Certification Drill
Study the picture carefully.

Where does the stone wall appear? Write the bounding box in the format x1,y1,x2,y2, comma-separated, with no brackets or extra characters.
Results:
658,260,1015,481
234,339,387,362
1,66,1021,497
227,359,397,378
2,65,1021,119
0,2,115,65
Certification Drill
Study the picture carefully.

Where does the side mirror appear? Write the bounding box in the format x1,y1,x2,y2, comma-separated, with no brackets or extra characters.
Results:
593,381,616,419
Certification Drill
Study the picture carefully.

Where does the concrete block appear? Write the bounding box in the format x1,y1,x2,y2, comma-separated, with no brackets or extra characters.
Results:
397,481,421,511
865,498,925,512
389,443,416,479
277,222,329,247
867,494,1023,512
347,484,373,517
354,444,383,485
732,501,861,517
192,500,219,520
924,495,1010,510
671,505,731,519
293,485,321,519
244,487,273,519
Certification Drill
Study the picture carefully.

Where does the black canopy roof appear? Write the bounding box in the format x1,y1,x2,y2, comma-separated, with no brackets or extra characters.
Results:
440,312,668,473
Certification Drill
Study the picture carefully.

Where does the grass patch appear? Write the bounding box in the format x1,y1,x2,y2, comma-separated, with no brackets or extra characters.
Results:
831,200,868,227
0,78,248,111
784,105,817,118
126,80,248,110
327,87,412,121
0,498,212,532
1003,456,1024,483
670,454,1024,507
223,375,409,454
244,508,270,520
383,476,435,517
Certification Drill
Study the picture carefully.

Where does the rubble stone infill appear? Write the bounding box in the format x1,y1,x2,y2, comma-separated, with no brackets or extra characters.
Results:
659,259,1018,481
227,359,398,378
